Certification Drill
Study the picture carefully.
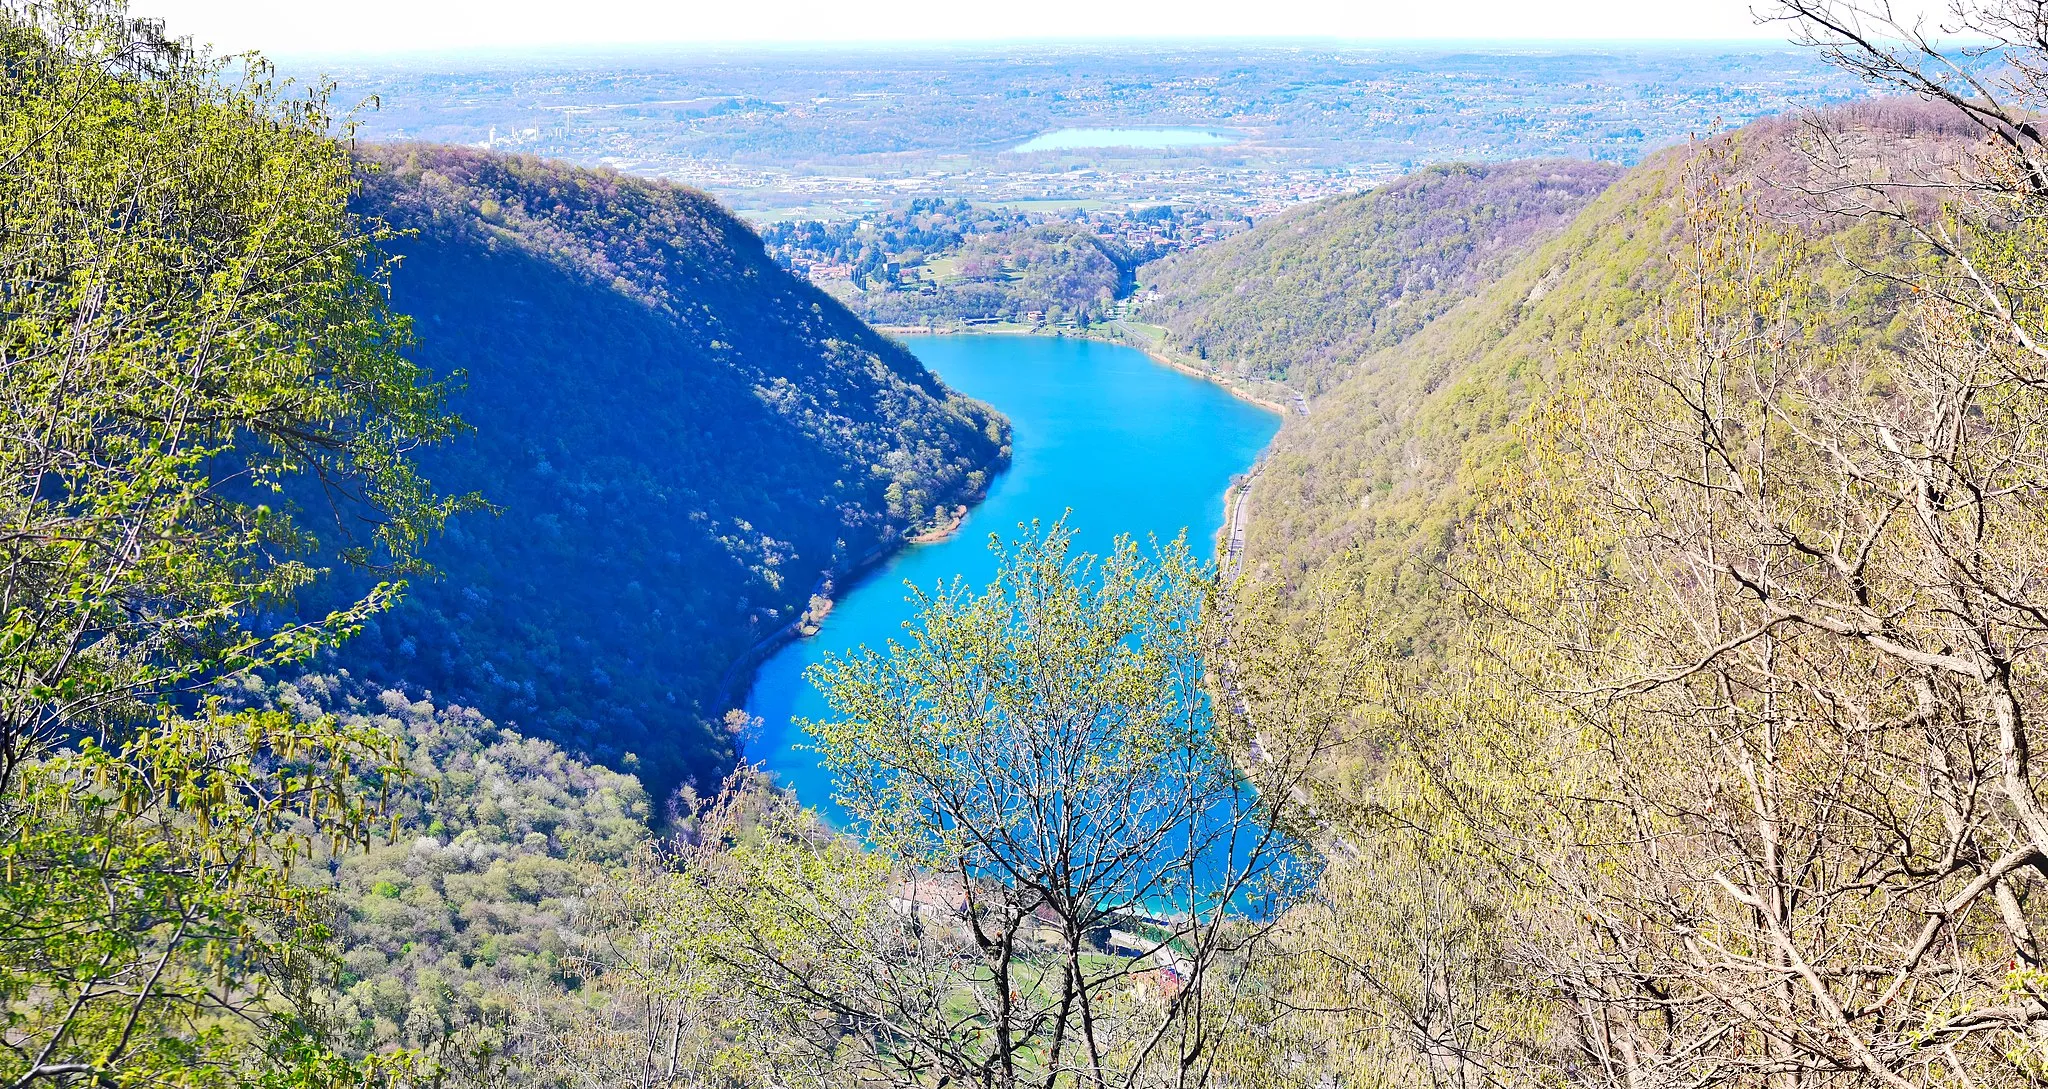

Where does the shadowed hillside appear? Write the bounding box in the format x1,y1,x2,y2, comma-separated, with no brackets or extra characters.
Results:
321,144,1010,805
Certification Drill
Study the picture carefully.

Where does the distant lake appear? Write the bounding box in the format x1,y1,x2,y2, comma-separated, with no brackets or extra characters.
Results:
1009,127,1237,152
743,334,1279,823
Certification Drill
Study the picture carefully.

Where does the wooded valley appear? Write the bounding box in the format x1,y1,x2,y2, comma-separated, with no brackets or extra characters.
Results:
9,0,2048,1086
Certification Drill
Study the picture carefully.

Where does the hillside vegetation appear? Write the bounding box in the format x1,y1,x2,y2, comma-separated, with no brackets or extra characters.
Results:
762,200,1238,328
220,673,654,1079
19,0,2048,1087
321,144,1011,803
1136,160,1621,396
856,219,1139,327
1227,89,2048,1086
1231,107,1976,650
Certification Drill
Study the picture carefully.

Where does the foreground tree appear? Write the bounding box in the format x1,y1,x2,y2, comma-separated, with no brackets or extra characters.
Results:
1287,59,2048,1089
2,708,411,1089
794,525,1331,1088
0,0,469,791
0,3,469,1086
508,526,1343,1089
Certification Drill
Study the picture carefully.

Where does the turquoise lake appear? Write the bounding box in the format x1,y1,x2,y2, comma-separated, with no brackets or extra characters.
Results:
743,333,1280,821
1010,127,1236,152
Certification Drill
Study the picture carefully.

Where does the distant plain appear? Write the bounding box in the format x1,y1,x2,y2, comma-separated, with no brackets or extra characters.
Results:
305,44,1872,220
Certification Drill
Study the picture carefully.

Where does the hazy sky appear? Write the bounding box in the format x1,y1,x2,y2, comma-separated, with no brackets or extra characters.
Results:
134,0,1822,57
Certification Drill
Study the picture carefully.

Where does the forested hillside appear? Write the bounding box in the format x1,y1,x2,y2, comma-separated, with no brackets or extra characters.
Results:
22,1,2048,1087
1234,106,1964,649
854,220,1143,326
1135,160,1621,396
217,672,654,1080
761,200,1223,328
323,144,1010,803
1237,90,2048,1085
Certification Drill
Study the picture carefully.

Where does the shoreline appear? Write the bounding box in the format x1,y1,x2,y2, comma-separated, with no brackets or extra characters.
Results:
720,321,1285,724
712,538,891,715
909,503,970,544
712,491,984,716
875,322,1293,419
1116,336,1290,417
1218,455,1265,575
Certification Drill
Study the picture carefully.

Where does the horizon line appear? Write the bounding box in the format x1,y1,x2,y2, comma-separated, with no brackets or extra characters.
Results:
265,34,1813,67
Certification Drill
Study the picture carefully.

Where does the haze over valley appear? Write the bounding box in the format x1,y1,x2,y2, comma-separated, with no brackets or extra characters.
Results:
313,45,1872,220
275,44,1885,337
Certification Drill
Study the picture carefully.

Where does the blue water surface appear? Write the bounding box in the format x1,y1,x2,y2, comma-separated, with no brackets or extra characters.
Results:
742,333,1279,822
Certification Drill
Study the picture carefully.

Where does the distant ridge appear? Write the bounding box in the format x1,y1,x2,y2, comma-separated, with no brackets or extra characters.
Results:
1137,159,1622,397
